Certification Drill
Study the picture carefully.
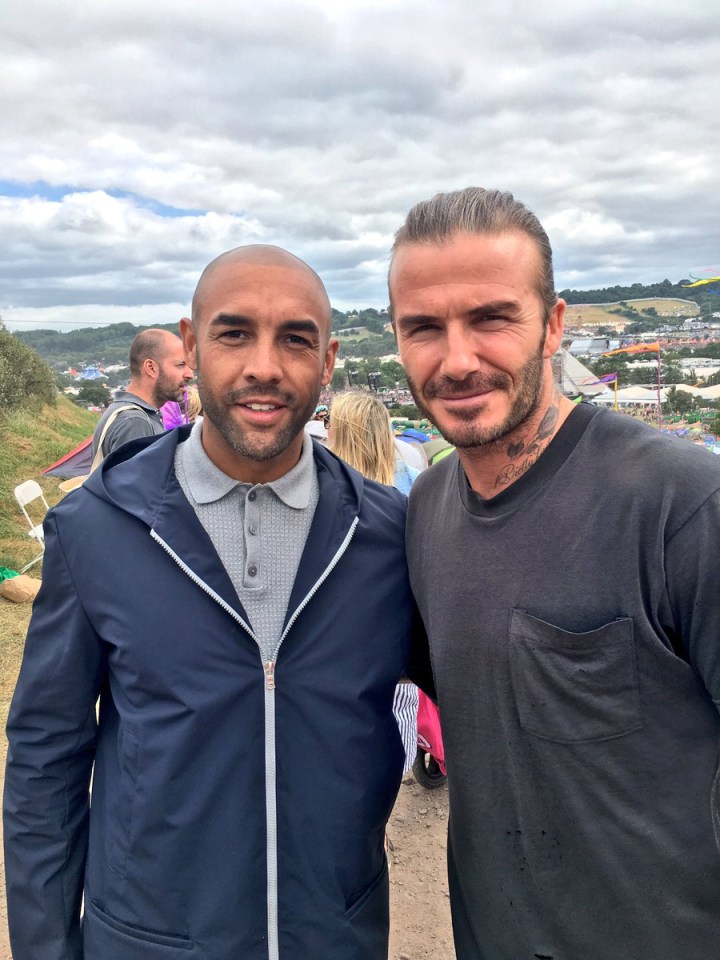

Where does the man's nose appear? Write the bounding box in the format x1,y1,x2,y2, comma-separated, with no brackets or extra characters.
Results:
440,323,482,381
244,338,283,383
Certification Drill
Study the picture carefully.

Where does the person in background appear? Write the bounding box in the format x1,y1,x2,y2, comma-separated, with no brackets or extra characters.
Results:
92,328,193,460
304,402,329,442
162,384,204,429
185,385,203,422
327,390,421,775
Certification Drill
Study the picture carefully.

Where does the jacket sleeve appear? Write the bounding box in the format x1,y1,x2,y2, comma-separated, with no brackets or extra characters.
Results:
3,511,106,960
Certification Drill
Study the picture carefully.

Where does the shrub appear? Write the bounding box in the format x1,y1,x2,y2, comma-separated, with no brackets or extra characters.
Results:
0,326,57,411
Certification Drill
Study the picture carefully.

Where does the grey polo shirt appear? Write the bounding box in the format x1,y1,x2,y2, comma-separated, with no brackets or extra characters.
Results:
174,419,319,661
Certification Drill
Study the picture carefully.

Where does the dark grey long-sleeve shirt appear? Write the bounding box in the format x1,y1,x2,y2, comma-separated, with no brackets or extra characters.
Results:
407,403,720,960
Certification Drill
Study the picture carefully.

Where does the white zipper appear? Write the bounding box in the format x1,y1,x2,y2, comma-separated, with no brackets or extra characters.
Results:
152,517,359,959
278,518,359,646
264,662,279,960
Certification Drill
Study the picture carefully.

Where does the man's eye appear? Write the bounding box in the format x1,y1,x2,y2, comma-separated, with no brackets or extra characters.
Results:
406,322,438,336
285,335,313,347
219,330,248,340
474,315,506,328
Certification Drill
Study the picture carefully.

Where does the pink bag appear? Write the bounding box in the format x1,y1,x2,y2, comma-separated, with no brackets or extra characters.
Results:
416,691,446,775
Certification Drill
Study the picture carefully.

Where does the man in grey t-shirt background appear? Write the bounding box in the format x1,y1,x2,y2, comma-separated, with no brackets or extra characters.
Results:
91,327,193,461
390,186,720,959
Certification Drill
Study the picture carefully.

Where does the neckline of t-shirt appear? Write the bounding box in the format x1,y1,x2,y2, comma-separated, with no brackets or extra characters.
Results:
456,402,601,517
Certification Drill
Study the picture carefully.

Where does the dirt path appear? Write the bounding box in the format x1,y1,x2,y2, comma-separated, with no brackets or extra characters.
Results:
388,777,454,960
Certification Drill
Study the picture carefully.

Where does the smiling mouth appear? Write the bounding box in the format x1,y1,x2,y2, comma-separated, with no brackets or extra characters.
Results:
242,402,281,411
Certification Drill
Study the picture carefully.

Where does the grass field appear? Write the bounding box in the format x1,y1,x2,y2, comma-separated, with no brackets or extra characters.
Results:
0,396,97,571
565,298,698,329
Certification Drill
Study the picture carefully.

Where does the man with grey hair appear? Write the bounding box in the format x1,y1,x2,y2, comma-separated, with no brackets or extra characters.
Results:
390,186,720,960
91,327,193,460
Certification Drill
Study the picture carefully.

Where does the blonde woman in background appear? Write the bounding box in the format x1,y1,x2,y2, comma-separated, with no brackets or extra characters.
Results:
327,391,419,495
327,391,420,776
185,385,203,422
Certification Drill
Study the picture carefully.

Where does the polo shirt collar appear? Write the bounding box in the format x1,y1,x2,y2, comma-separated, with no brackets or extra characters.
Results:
179,419,315,509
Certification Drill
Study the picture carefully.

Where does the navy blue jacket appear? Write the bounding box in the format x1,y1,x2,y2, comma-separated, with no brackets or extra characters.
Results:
4,427,431,960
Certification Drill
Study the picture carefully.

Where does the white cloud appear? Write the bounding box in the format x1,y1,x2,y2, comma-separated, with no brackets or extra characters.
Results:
0,0,718,329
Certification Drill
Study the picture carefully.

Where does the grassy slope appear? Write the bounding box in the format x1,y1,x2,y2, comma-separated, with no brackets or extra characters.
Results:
0,396,97,725
0,395,98,570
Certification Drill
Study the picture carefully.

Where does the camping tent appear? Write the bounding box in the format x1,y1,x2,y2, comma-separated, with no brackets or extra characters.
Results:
76,366,108,380
42,437,93,479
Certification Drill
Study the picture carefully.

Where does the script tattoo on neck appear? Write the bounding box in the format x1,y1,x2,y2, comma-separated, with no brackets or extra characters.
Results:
494,404,559,489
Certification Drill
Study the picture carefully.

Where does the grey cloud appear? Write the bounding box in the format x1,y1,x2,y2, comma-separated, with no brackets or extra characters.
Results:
0,0,718,325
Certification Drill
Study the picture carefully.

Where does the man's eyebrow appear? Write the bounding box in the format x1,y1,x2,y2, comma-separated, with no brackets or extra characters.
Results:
208,313,322,337
208,313,254,328
467,300,521,317
277,319,322,337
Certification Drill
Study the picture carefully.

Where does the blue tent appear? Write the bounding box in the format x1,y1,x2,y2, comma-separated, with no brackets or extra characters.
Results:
76,366,108,380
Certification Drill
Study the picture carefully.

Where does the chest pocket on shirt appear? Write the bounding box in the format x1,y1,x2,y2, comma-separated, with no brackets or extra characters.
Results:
508,610,642,744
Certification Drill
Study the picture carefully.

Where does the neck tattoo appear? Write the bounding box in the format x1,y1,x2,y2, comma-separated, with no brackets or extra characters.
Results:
494,404,559,490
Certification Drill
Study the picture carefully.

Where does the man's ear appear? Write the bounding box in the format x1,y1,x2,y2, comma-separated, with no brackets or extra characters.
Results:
321,337,339,387
180,317,198,372
543,299,566,359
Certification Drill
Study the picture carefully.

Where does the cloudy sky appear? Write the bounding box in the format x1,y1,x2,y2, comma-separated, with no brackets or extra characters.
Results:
1,0,718,330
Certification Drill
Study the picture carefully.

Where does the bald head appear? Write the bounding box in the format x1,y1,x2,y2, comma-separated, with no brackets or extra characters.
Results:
191,244,331,335
129,328,183,377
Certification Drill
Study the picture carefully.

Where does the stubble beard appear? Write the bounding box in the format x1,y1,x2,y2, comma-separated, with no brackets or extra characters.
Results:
153,372,186,408
406,345,546,450
198,379,320,463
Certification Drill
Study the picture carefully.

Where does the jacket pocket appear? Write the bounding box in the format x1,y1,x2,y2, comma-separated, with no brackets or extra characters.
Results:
108,730,140,877
509,610,642,744
344,861,390,959
84,900,193,955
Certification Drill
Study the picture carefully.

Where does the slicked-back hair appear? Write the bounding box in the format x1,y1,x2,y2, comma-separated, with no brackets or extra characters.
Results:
129,329,173,378
392,187,557,323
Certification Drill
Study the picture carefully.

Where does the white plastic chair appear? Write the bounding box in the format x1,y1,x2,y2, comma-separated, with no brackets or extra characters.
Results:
14,480,49,574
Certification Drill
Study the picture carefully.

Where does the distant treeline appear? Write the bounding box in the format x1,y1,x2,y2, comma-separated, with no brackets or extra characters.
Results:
559,278,711,307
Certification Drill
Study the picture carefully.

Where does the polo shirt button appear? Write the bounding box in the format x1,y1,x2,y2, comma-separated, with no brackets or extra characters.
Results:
248,524,257,536
248,491,257,502
248,564,257,577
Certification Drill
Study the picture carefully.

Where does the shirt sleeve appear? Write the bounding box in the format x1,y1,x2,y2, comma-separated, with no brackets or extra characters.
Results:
405,605,437,701
3,512,106,960
664,487,720,709
102,410,154,456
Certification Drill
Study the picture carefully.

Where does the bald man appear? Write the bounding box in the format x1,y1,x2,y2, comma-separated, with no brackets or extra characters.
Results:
91,328,194,461
4,245,431,960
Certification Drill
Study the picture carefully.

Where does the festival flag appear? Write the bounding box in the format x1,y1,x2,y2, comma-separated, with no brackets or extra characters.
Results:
602,342,660,356
682,276,720,288
585,373,618,384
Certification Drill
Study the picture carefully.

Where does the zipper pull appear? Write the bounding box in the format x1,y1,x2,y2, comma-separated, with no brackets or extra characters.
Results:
264,661,276,690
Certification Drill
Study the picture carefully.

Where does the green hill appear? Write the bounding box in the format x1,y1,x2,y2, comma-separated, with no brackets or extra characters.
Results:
0,395,98,570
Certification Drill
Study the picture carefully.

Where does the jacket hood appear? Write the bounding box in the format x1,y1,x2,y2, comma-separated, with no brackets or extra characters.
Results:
81,426,366,529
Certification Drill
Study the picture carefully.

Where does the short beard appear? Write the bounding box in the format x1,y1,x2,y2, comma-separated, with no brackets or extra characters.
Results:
198,381,320,463
153,373,184,408
407,345,545,449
